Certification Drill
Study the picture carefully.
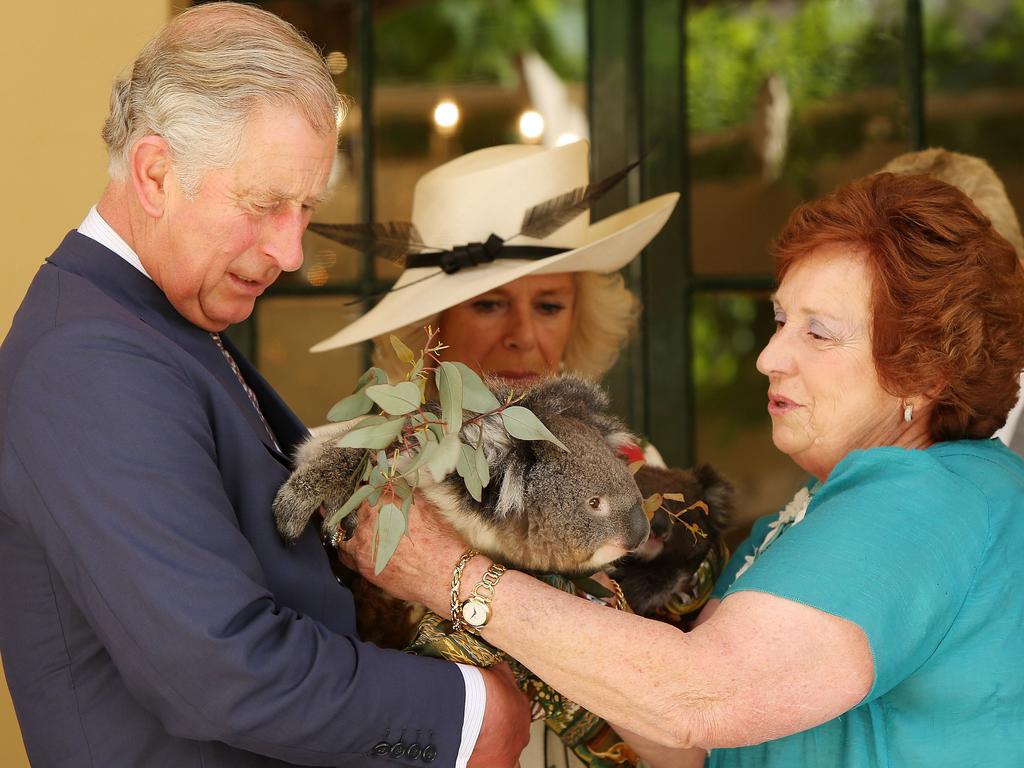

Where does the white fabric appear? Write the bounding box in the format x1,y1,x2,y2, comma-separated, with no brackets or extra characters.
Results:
993,371,1024,452
78,206,151,278
455,665,485,768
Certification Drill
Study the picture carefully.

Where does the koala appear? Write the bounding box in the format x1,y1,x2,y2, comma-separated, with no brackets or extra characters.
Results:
609,463,734,624
273,374,651,577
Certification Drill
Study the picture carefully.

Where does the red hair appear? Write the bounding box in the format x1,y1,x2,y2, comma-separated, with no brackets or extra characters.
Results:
773,172,1024,441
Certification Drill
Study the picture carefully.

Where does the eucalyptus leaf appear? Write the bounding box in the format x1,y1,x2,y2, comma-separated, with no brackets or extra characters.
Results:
326,388,375,422
643,493,663,518
405,440,437,474
456,443,483,502
436,361,463,433
426,422,446,443
390,335,417,366
373,502,407,574
366,381,422,415
338,416,406,450
356,366,389,388
376,450,389,474
323,484,375,531
663,492,687,502
452,362,501,413
474,444,489,488
427,433,462,481
500,406,568,450
392,476,412,501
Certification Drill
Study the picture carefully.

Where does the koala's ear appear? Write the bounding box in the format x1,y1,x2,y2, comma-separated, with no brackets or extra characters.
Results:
519,374,610,420
604,429,641,455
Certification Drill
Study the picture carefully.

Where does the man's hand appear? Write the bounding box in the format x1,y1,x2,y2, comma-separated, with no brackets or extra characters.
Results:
469,663,532,768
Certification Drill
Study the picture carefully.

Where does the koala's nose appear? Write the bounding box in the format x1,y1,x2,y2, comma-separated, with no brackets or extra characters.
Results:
626,502,651,550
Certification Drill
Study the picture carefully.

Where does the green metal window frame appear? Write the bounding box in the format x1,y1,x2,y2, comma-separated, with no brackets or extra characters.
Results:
243,0,930,467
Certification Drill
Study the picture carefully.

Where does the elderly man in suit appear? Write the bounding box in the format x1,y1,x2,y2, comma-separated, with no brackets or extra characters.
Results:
0,4,529,767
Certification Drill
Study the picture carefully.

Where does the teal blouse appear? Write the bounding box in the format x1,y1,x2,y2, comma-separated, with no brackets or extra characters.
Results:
709,439,1024,767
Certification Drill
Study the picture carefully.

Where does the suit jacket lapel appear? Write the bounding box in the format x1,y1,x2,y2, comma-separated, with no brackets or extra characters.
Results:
48,231,303,462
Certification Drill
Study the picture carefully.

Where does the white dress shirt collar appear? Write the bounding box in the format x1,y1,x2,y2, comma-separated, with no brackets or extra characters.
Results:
78,205,152,280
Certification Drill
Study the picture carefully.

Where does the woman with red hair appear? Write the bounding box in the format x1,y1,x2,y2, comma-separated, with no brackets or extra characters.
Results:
341,171,1024,767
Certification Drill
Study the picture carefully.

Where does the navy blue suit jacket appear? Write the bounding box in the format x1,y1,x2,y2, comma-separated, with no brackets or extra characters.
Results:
0,232,466,767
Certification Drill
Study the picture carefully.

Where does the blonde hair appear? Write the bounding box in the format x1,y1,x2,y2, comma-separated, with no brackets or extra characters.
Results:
882,148,1024,258
370,271,640,381
102,2,344,196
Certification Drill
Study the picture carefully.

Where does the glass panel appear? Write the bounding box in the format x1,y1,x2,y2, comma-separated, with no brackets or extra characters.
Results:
256,296,367,429
687,0,909,276
923,0,1024,236
257,0,364,290
692,293,809,543
372,0,588,280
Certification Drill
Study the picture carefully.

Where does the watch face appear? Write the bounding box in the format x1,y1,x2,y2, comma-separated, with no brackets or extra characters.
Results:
461,598,491,628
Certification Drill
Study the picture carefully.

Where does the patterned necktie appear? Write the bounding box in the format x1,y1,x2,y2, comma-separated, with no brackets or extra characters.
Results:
210,333,280,451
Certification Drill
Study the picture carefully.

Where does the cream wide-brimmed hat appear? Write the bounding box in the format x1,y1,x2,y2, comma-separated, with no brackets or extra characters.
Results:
310,140,679,352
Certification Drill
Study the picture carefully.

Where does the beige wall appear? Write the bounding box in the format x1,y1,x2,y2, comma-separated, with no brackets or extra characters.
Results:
0,2,171,762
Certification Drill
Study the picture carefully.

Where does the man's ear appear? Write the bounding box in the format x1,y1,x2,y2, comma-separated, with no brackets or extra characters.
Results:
129,135,172,218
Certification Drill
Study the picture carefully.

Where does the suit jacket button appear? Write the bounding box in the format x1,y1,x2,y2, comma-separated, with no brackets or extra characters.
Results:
390,741,407,758
372,741,390,756
407,742,422,759
421,744,437,763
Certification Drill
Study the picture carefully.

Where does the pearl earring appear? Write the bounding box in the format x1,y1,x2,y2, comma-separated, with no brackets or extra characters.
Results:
903,402,914,423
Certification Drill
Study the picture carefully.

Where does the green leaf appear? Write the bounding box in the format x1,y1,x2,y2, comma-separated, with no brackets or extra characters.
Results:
326,388,375,422
366,381,422,415
323,484,375,531
426,422,446,443
337,417,406,449
373,502,407,574
500,406,568,450
474,444,490,488
426,433,462,481
405,440,436,475
456,442,483,502
390,335,417,366
376,449,389,474
452,362,501,413
357,366,389,388
436,361,464,434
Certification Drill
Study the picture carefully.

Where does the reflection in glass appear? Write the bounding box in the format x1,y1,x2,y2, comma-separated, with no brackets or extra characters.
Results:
372,0,587,279
692,293,809,542
687,0,908,276
256,296,366,428
923,0,1024,229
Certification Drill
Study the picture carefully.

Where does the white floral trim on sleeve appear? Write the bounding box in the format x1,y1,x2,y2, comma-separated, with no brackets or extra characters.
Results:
732,486,812,584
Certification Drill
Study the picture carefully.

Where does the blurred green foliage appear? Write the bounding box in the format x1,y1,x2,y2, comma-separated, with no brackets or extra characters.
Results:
375,0,584,84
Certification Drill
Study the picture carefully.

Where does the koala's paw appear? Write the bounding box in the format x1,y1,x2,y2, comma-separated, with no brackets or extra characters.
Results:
272,474,325,545
273,437,364,545
692,463,735,533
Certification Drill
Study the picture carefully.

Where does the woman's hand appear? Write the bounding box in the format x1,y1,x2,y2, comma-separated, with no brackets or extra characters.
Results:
336,496,468,615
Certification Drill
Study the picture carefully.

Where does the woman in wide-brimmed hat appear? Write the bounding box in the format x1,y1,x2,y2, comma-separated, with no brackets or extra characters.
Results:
310,140,681,768
311,140,677,391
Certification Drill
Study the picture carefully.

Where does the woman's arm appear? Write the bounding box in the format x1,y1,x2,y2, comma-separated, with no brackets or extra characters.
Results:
340,502,873,750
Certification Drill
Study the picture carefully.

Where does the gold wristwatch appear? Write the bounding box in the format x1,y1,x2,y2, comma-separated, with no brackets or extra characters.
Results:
455,562,506,634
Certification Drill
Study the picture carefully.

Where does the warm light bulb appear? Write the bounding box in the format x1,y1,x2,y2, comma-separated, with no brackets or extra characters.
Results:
433,100,460,130
518,110,545,141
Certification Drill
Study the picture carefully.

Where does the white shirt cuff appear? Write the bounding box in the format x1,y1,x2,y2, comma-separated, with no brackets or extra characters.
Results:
455,663,486,768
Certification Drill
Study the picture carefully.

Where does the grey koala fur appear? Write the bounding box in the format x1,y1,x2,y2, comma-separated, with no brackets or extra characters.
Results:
273,374,651,577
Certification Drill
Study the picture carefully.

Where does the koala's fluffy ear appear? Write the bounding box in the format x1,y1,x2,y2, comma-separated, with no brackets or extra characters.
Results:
518,375,639,451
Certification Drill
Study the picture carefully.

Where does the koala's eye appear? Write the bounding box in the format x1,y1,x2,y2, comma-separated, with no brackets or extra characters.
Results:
588,497,602,511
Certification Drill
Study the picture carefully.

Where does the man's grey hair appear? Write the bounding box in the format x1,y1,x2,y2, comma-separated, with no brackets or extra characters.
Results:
102,2,345,196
